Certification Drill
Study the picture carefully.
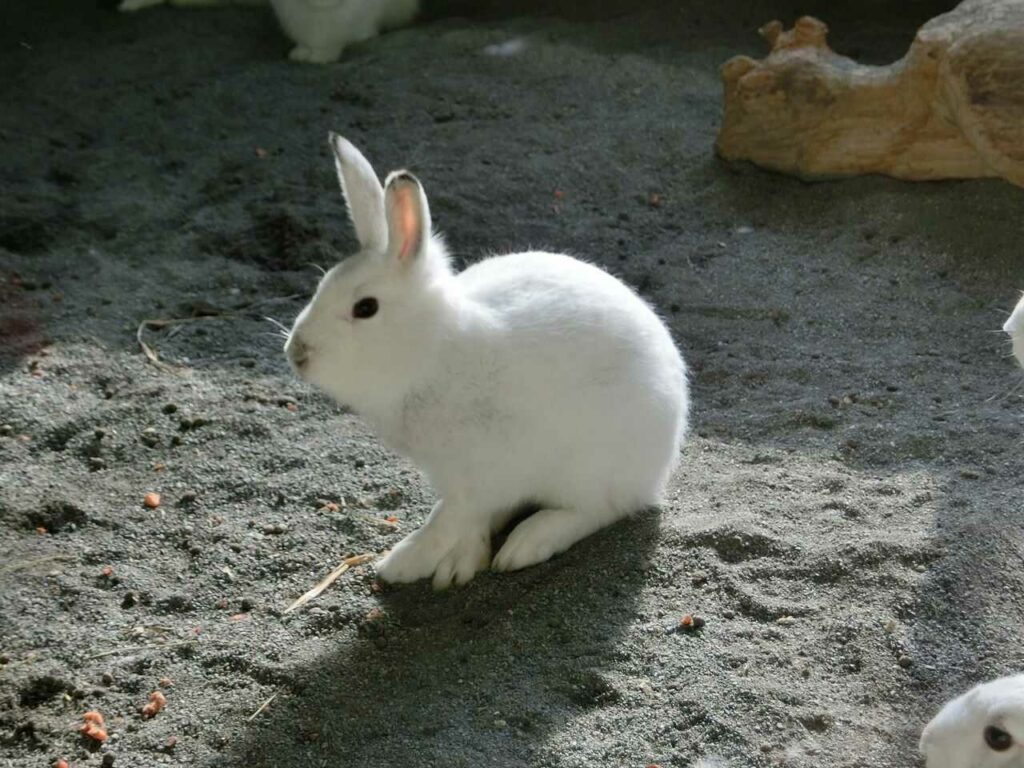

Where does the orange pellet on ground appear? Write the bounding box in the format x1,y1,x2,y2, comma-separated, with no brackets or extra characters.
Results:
79,722,107,742
82,710,104,725
142,690,167,718
679,613,694,627
54,760,69,768
143,492,161,509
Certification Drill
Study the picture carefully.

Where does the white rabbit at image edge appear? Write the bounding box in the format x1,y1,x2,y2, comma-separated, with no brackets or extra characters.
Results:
118,0,419,64
284,134,689,589
921,674,1024,768
1004,293,1024,369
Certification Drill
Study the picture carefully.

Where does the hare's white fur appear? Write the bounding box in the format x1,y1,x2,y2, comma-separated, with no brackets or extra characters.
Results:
285,135,689,589
920,674,1024,768
269,0,419,63
1004,293,1024,369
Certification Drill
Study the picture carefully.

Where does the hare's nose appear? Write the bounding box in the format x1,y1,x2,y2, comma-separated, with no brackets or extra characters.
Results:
286,335,311,369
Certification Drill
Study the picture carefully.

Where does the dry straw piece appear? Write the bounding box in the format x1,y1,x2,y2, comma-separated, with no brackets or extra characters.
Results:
284,553,378,614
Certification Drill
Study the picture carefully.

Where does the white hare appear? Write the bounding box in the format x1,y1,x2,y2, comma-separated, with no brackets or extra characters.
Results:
270,0,419,63
284,135,689,589
1004,293,1024,369
920,674,1024,768
118,0,418,65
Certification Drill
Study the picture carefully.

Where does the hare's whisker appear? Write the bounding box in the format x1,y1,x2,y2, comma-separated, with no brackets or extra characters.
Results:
263,316,291,333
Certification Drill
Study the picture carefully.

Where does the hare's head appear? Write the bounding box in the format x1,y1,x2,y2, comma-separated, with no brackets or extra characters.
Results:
920,676,1024,768
285,134,452,409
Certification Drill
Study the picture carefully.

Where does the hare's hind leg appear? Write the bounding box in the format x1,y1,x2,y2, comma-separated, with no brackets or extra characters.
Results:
492,507,614,572
119,0,166,10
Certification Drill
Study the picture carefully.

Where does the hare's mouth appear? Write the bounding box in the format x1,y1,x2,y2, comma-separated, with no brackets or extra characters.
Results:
284,335,313,376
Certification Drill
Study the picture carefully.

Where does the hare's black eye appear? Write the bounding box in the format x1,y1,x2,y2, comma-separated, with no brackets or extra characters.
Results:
353,297,378,319
985,725,1013,752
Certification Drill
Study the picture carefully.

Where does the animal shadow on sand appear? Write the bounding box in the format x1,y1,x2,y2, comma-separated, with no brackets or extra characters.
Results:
213,512,663,768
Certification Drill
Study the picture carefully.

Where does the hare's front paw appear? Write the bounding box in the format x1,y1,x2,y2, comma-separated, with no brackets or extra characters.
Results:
377,527,490,589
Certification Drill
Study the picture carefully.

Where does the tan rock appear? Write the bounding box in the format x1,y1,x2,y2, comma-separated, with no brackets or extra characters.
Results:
716,1,1024,187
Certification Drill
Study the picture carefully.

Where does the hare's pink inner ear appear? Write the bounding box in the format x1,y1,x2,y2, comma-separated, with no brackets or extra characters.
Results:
384,171,431,267
395,186,418,261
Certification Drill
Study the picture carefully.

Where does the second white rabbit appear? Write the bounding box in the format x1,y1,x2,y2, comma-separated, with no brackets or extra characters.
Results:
920,674,1024,768
1004,293,1024,369
284,135,689,589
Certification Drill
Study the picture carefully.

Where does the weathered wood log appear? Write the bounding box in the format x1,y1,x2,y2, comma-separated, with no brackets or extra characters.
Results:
716,0,1024,188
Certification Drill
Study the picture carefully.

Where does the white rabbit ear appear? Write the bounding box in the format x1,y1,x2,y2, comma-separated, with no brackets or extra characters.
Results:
328,133,387,253
383,171,431,268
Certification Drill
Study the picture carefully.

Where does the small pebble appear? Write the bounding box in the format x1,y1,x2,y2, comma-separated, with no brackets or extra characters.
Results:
261,523,287,535
101,754,115,768
122,592,138,609
178,491,197,505
776,616,796,626
162,403,178,414
898,655,914,668
690,571,709,587
93,428,106,440
89,457,106,471
101,672,114,686
240,598,254,612
723,610,735,619
0,424,12,436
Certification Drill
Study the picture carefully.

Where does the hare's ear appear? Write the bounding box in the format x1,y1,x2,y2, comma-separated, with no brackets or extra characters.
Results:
328,133,386,253
383,170,431,268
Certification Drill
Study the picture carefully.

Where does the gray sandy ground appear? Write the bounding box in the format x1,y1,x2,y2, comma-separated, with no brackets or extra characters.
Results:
1,1,1023,766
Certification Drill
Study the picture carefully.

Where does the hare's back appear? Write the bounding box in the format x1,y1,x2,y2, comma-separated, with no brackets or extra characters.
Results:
458,251,660,334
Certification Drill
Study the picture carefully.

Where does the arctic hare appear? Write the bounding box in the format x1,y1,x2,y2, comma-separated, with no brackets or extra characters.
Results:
920,674,1024,768
270,0,419,63
118,0,418,64
284,135,689,588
